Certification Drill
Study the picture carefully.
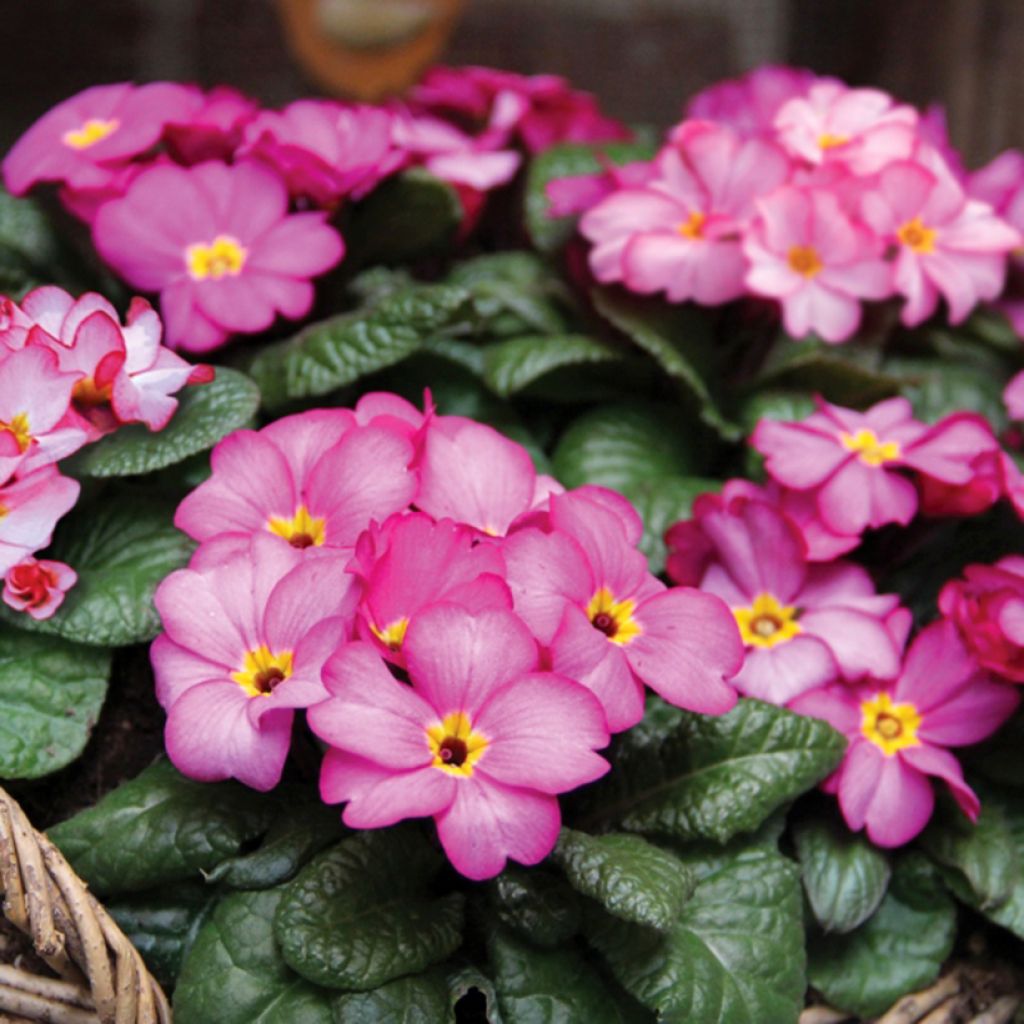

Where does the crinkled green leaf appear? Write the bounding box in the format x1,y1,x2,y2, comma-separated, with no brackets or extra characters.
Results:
483,334,623,397
553,829,694,932
249,284,473,408
67,367,260,477
174,889,332,1024
0,631,109,779
4,492,194,646
491,866,580,947
578,698,845,844
50,758,275,895
584,832,805,1024
333,969,450,1024
275,827,465,991
448,963,503,1023
793,813,891,934
0,186,60,266
886,355,1009,430
489,926,651,1024
808,856,956,1018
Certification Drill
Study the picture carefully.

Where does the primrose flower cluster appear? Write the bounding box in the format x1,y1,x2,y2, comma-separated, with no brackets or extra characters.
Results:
666,392,1024,847
0,287,209,619
569,65,1024,342
152,395,743,879
2,71,627,353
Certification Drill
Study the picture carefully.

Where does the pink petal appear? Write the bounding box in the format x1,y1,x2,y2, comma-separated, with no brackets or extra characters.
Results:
917,677,1019,747
896,620,979,711
901,744,979,822
751,419,850,489
799,607,901,682
732,634,838,704
837,738,883,832
863,754,935,847
816,460,917,534
789,683,861,733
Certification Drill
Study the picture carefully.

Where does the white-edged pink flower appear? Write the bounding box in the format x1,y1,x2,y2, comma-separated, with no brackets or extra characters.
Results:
0,466,80,575
2,557,76,620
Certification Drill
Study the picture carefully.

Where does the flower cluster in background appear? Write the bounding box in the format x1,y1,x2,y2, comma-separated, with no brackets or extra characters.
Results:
1,72,629,353
0,286,209,618
566,65,1024,343
151,395,743,879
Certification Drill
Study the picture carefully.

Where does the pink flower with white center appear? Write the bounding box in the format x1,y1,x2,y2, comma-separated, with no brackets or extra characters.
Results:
241,101,405,207
751,397,1000,536
860,159,1020,327
3,558,76,620
2,82,196,195
0,344,88,480
939,557,1024,683
350,512,511,665
790,621,1019,847
309,605,610,880
152,532,357,791
92,160,344,352
164,85,260,165
743,185,892,343
0,466,80,575
175,410,416,552
0,298,37,352
580,122,791,305
774,81,918,175
503,489,744,731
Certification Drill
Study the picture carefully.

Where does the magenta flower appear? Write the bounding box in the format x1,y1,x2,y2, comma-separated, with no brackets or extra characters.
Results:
2,82,195,195
164,85,260,165
503,490,744,731
309,605,610,880
545,159,656,219
860,159,1020,326
175,410,416,551
0,466,80,575
92,160,344,351
744,185,892,342
791,622,1019,847
751,397,1000,536
152,533,356,791
3,557,76,620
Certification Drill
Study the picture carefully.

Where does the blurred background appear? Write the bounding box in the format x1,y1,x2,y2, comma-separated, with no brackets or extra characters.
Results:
3,0,1022,166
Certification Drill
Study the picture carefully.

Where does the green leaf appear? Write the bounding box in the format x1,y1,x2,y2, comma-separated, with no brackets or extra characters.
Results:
49,759,275,895
578,698,845,844
807,856,956,1019
792,813,891,933
491,866,580,947
0,631,109,779
483,334,623,397
67,367,261,477
275,827,465,991
344,168,462,266
553,829,694,931
174,889,333,1024
333,969,450,1024
489,926,651,1024
249,284,473,408
3,492,194,646
448,963,503,1023
886,355,1010,430
525,141,657,253
0,185,61,286
584,832,805,1023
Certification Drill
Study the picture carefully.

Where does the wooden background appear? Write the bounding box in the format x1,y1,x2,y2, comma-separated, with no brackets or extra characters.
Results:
2,0,1022,167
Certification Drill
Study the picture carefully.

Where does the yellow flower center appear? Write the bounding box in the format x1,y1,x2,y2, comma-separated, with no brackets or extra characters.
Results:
677,210,707,240
733,592,802,649
73,378,113,408
370,617,409,654
840,428,901,467
818,132,850,151
267,505,326,549
897,217,937,254
787,244,823,278
186,236,247,280
62,118,119,150
586,587,642,646
231,645,294,698
0,412,32,453
426,711,489,777
861,692,921,756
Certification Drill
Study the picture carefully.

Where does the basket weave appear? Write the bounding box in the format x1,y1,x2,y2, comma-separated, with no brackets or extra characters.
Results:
0,786,170,1024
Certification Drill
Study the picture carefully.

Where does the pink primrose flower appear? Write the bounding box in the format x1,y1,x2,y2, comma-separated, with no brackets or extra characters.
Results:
1005,370,1024,421
916,447,1010,518
545,158,656,219
743,185,892,342
175,410,416,552
502,489,743,731
309,605,611,880
860,159,1020,326
684,497,900,704
164,85,260,165
2,82,195,195
0,466,80,575
791,621,1019,846
751,397,1000,536
939,557,1024,682
152,532,356,791
2,557,76,620
92,160,344,352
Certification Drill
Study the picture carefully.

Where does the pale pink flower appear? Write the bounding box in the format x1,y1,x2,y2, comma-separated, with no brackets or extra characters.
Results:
0,466,80,575
2,557,76,620
310,605,610,880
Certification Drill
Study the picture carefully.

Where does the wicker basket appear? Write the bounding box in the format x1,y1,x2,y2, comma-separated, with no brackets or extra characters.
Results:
0,786,170,1024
